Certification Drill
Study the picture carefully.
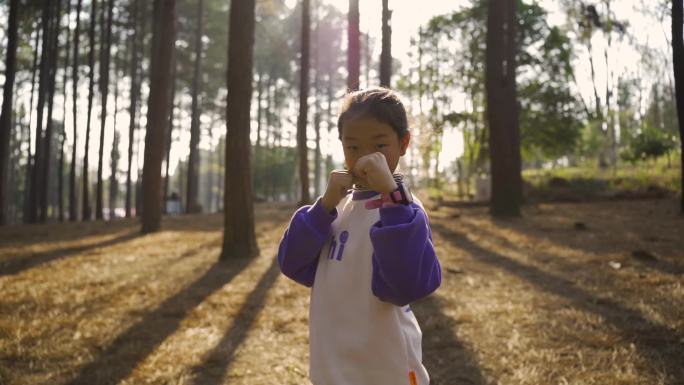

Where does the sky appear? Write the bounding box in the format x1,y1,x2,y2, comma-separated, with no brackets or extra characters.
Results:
4,0,675,187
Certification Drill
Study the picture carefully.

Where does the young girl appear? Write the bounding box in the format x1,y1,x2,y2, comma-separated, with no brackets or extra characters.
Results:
277,87,441,385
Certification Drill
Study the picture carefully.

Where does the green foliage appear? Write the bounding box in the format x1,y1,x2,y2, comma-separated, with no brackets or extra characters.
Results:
621,126,676,162
398,0,585,177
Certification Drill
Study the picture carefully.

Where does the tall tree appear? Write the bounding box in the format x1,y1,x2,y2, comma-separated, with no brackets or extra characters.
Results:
141,0,176,233
186,0,205,213
109,130,120,217
24,25,41,222
29,0,56,223
0,0,19,225
96,0,114,220
41,0,64,222
164,55,177,214
126,0,140,218
347,0,360,90
58,0,73,222
379,0,392,88
297,0,311,205
83,0,98,221
485,0,522,217
673,0,684,214
70,0,83,221
222,0,258,259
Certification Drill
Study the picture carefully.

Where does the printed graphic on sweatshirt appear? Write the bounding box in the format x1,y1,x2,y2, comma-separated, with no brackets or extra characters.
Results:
327,230,349,261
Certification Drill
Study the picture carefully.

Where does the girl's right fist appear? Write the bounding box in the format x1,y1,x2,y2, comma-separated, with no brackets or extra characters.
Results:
321,170,353,212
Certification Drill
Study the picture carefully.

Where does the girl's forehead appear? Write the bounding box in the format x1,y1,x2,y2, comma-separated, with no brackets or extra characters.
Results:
341,118,395,139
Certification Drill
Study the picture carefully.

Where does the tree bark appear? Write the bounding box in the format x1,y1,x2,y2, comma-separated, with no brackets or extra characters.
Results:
347,0,360,91
29,0,55,223
221,0,258,259
164,59,176,214
83,0,98,221
126,0,140,218
313,3,321,198
41,0,64,222
96,0,114,220
141,0,176,233
485,0,522,217
24,25,41,223
70,0,81,221
672,0,684,214
59,0,72,222
186,0,204,213
110,25,122,218
297,0,311,206
379,0,392,88
0,0,19,224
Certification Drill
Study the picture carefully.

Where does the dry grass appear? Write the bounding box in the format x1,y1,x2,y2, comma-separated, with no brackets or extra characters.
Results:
1,199,682,385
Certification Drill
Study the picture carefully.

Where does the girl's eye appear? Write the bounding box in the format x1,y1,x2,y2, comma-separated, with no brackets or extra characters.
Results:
376,144,387,149
346,145,358,151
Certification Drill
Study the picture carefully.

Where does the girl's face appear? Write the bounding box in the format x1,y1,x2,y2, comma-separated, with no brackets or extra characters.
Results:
340,117,411,185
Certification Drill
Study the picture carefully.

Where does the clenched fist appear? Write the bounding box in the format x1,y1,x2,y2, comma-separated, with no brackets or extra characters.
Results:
321,170,354,212
352,152,398,194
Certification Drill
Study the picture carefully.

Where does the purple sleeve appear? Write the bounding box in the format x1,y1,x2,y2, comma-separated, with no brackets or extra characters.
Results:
277,198,337,287
369,202,442,306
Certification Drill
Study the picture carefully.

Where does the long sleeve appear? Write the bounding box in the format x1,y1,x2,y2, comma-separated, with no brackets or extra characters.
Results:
369,202,441,306
277,198,337,287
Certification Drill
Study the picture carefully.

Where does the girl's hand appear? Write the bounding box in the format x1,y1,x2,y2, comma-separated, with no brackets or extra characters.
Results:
321,170,353,212
352,152,398,194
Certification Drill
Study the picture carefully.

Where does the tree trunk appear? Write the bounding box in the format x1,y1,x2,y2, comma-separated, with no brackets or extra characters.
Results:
347,0,360,91
672,0,684,214
297,0,311,206
58,131,65,221
313,4,321,198
70,0,81,221
96,0,114,220
187,0,204,213
222,0,258,259
379,0,392,88
110,27,122,218
29,0,55,223
24,25,41,223
486,0,521,217
0,0,19,225
164,54,177,214
41,0,64,222
141,0,176,233
59,0,72,222
125,0,140,218
83,0,98,221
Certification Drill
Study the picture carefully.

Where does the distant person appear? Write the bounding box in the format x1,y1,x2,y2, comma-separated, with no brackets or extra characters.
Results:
277,87,442,385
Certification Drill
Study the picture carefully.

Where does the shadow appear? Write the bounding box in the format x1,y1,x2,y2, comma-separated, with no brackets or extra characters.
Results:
65,255,253,385
189,257,281,385
414,295,488,385
431,222,684,383
0,218,139,247
493,204,684,277
0,231,140,276
465,219,684,278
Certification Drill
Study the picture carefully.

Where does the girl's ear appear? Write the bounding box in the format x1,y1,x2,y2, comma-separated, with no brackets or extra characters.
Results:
399,131,411,156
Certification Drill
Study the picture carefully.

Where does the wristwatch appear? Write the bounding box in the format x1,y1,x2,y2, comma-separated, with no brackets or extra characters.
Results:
388,182,413,205
363,182,414,209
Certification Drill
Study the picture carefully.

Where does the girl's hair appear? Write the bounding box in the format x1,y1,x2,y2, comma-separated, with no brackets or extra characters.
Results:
337,87,409,140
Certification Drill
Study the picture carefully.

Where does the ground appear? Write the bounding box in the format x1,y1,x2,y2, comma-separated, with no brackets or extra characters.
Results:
0,198,683,385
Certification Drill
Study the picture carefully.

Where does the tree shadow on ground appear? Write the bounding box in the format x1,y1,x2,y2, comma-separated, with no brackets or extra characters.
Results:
414,294,489,385
0,231,140,276
189,257,281,385
64,255,253,385
431,222,684,384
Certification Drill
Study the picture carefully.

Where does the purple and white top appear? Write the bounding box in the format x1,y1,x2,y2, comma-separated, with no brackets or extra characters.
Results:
277,190,441,385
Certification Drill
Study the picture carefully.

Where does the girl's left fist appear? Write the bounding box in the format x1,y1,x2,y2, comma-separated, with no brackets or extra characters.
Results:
352,152,397,194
